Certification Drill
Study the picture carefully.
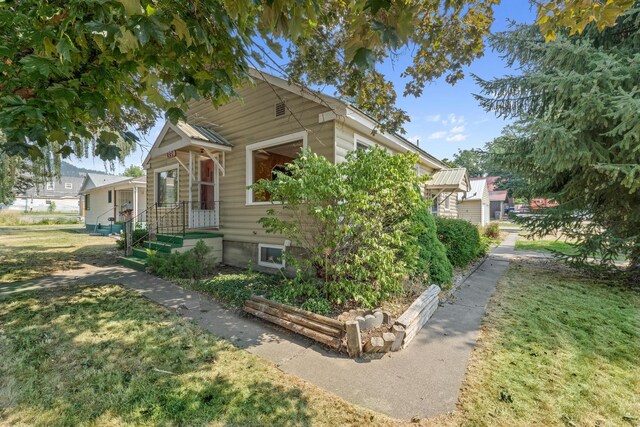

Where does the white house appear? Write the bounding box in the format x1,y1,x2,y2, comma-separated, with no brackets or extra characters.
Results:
79,173,146,234
457,178,490,226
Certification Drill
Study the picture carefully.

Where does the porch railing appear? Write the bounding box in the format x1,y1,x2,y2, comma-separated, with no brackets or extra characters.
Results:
189,200,220,229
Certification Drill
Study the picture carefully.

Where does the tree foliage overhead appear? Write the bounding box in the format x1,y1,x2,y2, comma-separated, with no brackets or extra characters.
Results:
0,0,502,168
475,6,640,274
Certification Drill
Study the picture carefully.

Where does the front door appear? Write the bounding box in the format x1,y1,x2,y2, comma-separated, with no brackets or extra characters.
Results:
200,159,215,210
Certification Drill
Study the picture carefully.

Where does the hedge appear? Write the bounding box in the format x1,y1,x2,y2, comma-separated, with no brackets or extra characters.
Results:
435,217,485,267
411,203,453,284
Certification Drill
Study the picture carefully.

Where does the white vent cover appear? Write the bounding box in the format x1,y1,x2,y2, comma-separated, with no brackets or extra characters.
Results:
275,101,286,118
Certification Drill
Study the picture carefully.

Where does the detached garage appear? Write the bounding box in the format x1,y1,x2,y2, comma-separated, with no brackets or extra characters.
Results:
457,178,490,226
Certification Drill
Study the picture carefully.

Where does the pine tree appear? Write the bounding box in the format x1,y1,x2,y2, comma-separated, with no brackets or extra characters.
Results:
475,7,640,279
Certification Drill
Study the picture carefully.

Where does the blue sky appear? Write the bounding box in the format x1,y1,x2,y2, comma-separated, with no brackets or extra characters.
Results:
77,1,535,172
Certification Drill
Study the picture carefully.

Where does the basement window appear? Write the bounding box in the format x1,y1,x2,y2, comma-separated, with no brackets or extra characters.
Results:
258,244,285,269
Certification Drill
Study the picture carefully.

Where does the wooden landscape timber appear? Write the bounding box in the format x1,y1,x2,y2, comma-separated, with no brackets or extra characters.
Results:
395,285,441,348
243,296,345,350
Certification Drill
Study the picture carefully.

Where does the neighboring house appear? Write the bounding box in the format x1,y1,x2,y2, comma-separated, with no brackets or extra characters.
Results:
489,190,509,220
140,70,469,271
79,173,146,233
458,178,490,226
3,176,84,213
424,167,470,219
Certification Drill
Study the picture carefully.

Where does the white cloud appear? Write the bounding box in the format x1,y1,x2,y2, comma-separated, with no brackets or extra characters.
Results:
446,134,467,142
451,125,465,134
442,113,465,126
425,114,441,122
428,131,447,140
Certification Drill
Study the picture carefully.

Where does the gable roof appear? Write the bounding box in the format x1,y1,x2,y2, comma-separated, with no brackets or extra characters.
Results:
460,178,488,201
19,176,85,198
425,168,470,192
79,173,130,193
143,120,232,166
489,190,509,202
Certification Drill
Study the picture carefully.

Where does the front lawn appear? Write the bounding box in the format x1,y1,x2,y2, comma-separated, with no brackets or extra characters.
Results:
515,238,577,255
0,228,117,283
449,259,640,426
0,285,393,426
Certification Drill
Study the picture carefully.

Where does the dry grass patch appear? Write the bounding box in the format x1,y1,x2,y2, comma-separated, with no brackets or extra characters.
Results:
450,259,640,426
0,228,116,283
0,285,396,426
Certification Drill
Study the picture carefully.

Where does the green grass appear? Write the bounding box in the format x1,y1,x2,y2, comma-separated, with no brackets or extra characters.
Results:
0,215,81,226
180,270,284,307
515,238,577,255
450,260,640,426
0,229,116,283
0,285,392,426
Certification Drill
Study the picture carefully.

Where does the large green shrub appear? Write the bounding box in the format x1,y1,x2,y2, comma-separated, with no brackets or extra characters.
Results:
410,201,453,284
146,240,216,279
252,147,426,308
435,217,485,267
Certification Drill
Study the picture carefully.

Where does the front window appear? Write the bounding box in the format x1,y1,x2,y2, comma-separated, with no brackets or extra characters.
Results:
248,135,305,203
444,195,450,210
157,168,178,205
431,198,438,215
107,190,112,203
85,194,91,210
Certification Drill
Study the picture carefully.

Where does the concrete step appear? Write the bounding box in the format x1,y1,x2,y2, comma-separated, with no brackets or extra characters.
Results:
119,256,146,272
143,240,178,253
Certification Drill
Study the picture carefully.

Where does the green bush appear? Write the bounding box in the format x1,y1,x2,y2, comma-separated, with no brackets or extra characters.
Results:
115,224,148,250
146,240,216,279
252,147,426,308
409,201,453,285
435,217,484,267
484,222,501,239
188,271,281,307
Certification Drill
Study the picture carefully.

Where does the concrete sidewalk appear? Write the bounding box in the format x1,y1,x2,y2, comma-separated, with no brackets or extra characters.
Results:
1,233,519,420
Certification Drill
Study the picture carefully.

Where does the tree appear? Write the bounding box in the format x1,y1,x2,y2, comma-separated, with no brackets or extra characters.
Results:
252,147,427,307
449,148,488,177
474,9,640,276
123,165,144,177
0,0,502,171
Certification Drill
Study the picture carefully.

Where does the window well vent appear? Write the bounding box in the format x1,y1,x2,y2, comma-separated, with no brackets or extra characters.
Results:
275,101,286,118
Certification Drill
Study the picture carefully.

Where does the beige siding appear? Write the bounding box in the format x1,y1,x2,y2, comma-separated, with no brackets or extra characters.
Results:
458,200,482,224
435,193,458,218
181,80,335,245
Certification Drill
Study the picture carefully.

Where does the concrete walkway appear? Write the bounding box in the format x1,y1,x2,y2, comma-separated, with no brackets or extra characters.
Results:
0,233,519,420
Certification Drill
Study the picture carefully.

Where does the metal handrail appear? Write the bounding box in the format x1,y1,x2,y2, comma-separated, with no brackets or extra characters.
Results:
93,207,115,233
126,202,187,253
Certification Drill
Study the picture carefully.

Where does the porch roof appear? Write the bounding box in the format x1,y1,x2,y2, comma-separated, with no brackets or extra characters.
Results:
425,168,470,193
175,121,232,148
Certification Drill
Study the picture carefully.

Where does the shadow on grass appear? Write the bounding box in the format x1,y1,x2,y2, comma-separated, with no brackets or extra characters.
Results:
0,285,313,426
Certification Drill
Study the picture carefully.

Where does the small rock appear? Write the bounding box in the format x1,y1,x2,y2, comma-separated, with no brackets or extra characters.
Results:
355,316,366,328
362,314,378,329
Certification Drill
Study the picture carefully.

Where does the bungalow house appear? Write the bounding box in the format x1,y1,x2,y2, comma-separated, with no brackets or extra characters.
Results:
3,176,84,213
457,178,490,226
131,70,469,271
79,173,146,235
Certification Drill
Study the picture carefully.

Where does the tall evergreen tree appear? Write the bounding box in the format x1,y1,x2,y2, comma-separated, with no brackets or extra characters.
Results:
475,7,640,278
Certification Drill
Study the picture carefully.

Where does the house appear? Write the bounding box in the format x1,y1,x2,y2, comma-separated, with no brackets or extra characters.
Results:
457,178,490,226
424,168,470,218
530,198,558,210
79,173,146,234
3,176,84,213
489,190,509,220
133,70,469,271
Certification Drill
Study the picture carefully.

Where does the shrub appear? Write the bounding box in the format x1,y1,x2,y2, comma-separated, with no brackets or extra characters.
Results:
252,147,426,308
116,224,148,250
146,240,216,279
484,222,501,239
435,217,484,267
409,200,453,285
47,201,56,212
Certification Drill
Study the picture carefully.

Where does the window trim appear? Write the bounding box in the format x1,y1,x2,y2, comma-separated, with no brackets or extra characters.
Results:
45,182,54,191
257,243,286,269
245,131,308,206
65,182,73,190
444,195,450,211
107,190,112,204
85,194,91,211
154,163,180,205
353,133,376,151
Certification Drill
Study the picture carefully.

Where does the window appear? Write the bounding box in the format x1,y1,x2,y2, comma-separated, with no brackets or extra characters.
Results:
353,134,375,152
156,167,178,204
246,131,307,204
258,244,285,268
431,197,438,215
85,194,91,210
444,195,450,210
107,190,112,203
46,182,54,190
65,183,73,190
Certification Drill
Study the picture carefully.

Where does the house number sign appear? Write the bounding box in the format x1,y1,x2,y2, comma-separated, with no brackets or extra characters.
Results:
166,150,176,158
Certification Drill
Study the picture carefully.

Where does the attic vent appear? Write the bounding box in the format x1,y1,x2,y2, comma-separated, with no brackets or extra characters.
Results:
274,101,286,118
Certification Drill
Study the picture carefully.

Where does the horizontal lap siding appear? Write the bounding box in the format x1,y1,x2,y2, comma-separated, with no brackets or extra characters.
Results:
185,81,335,244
